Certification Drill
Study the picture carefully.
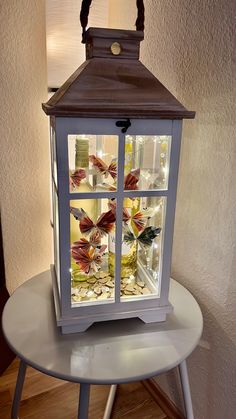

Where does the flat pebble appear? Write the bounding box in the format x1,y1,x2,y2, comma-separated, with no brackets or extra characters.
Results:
80,288,87,297
99,271,109,279
137,280,145,288
123,277,132,285
97,292,110,300
124,290,133,295
87,278,97,284
106,280,114,288
87,290,95,298
98,278,108,284
125,285,135,292
80,282,89,288
94,286,102,295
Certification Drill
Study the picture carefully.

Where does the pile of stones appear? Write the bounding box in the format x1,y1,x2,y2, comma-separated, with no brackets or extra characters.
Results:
71,271,151,303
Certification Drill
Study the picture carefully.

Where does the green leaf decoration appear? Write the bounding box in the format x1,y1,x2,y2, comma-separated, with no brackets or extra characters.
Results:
138,226,161,247
123,230,136,246
123,226,161,247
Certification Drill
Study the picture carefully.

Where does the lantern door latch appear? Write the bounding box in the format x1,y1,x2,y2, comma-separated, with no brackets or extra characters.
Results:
116,118,131,133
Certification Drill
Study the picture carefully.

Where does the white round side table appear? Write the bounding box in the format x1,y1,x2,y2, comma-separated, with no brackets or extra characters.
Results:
2,271,203,419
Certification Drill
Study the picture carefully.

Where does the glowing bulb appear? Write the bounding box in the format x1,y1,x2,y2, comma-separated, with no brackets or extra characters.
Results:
163,166,168,175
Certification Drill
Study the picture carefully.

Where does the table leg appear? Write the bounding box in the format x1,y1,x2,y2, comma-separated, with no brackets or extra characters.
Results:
78,383,90,419
178,360,194,419
11,360,27,419
103,384,117,419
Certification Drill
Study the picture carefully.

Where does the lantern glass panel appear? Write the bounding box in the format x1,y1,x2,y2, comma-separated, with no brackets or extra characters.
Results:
70,197,116,306
68,134,118,193
119,196,166,301
124,135,171,191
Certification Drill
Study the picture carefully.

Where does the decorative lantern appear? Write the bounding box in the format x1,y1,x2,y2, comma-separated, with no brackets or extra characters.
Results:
43,2,195,334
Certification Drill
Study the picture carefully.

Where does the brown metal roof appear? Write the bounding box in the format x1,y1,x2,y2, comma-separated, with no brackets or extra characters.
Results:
42,28,195,120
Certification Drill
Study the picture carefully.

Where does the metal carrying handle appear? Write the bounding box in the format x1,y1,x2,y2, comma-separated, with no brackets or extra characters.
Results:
80,0,145,43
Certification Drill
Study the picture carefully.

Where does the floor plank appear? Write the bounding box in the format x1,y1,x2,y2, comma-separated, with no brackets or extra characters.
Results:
0,359,168,419
112,382,167,419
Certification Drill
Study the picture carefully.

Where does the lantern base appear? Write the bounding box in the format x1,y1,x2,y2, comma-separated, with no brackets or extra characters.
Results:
51,266,173,334
59,309,170,334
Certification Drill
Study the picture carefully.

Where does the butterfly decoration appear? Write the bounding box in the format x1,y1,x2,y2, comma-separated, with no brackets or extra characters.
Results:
124,168,140,190
108,199,130,223
72,245,107,274
123,226,161,247
71,231,101,251
89,155,117,179
108,199,155,232
69,169,86,190
89,154,139,190
126,208,155,232
99,182,117,192
70,207,116,237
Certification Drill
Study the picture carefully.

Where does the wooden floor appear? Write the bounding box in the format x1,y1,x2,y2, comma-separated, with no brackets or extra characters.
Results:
0,359,168,419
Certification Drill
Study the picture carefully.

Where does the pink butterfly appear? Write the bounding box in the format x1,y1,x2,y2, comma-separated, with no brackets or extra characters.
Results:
69,169,86,190
108,199,130,223
108,200,154,232
70,208,116,237
89,155,117,179
71,245,107,274
124,169,140,190
71,231,101,251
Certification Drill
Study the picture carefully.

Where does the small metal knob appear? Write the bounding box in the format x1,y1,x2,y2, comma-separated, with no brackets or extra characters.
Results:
111,42,121,56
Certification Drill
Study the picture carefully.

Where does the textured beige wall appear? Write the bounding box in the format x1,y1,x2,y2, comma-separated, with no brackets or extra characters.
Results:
0,0,52,294
109,0,137,29
109,1,236,418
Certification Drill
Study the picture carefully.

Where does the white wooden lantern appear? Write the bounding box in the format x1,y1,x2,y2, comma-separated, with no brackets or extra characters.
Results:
43,28,195,333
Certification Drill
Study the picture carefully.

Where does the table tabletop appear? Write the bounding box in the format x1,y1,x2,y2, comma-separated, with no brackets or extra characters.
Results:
2,271,203,384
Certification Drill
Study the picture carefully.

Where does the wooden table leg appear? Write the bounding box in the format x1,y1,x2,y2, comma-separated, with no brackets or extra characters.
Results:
11,360,27,419
103,384,117,419
78,383,90,419
178,360,194,419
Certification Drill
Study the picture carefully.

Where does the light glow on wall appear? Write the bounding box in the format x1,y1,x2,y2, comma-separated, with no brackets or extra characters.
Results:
46,0,109,88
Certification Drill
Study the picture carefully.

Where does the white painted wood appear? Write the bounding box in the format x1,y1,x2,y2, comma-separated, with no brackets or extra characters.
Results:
60,308,172,334
114,131,125,303
53,117,180,332
179,360,195,419
159,120,183,306
103,385,117,419
56,118,173,136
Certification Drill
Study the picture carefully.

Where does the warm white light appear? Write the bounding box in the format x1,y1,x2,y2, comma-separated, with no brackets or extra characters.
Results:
46,0,109,87
163,166,168,175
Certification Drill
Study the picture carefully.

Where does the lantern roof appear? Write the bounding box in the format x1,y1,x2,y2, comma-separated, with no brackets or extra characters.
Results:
43,28,195,120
